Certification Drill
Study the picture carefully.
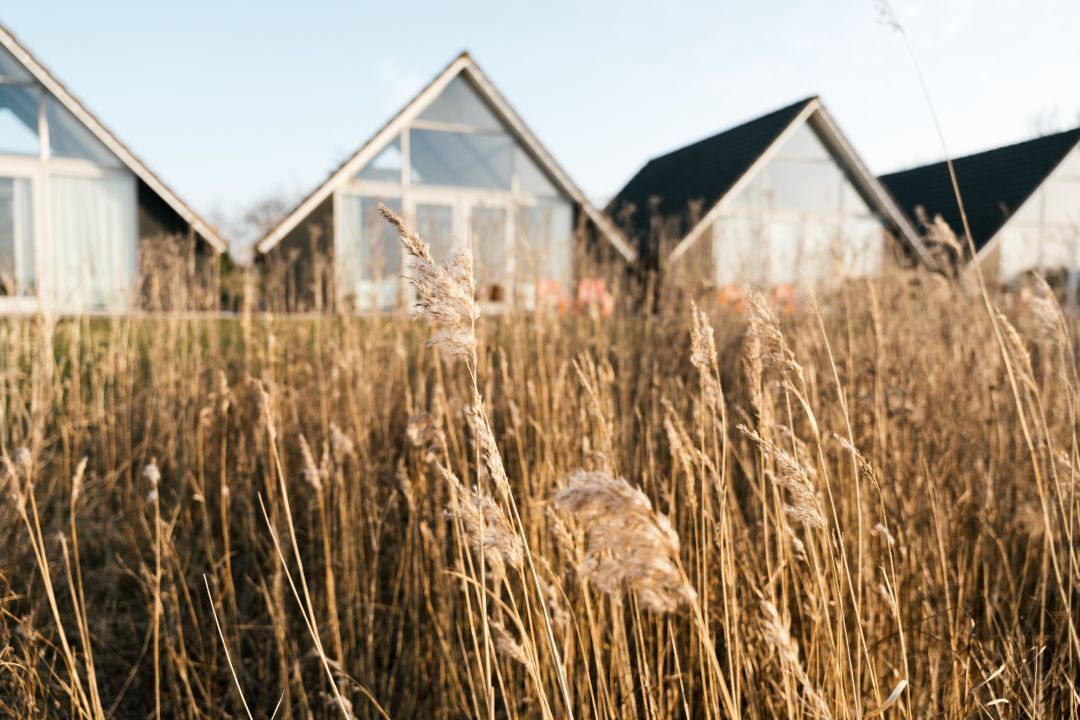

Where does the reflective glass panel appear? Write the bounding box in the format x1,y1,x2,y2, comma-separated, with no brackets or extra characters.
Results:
0,85,40,155
356,136,403,183
767,221,799,285
768,159,843,213
46,97,118,165
0,176,34,296
515,147,559,197
0,45,32,82
773,122,832,162
410,129,512,189
519,201,572,283
713,214,765,286
471,206,507,300
417,203,454,263
419,75,502,130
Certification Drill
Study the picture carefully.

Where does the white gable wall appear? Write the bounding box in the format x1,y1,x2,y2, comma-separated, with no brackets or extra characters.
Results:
992,146,1080,282
709,121,887,289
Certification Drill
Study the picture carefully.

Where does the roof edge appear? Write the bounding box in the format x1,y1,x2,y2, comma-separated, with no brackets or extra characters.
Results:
0,22,228,254
256,52,636,261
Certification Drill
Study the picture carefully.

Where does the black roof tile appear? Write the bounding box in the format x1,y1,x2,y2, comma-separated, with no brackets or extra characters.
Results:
608,97,816,262
879,128,1080,252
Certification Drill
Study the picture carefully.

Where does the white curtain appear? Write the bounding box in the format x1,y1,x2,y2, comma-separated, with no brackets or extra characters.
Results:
13,177,34,294
336,193,363,302
50,173,137,312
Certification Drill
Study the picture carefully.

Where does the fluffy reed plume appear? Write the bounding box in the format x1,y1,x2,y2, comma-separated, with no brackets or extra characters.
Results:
378,203,478,361
553,469,695,613
297,434,324,493
739,426,825,529
916,208,964,258
328,422,355,460
143,460,161,505
689,300,717,372
14,446,31,472
440,467,523,581
490,621,529,667
406,412,446,464
759,597,832,718
744,286,803,381
70,457,88,508
466,392,511,498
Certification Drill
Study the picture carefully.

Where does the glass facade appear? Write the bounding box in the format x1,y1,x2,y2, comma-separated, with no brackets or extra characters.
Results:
337,72,574,310
0,49,137,312
711,122,884,289
0,176,33,296
998,149,1080,281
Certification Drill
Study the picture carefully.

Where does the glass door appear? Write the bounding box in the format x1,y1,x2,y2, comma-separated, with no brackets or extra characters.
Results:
0,170,36,309
416,202,455,263
336,192,402,311
468,202,509,304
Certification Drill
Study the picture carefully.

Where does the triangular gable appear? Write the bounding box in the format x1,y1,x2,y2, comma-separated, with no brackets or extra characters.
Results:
879,127,1080,254
0,23,227,253
610,98,934,269
256,52,635,261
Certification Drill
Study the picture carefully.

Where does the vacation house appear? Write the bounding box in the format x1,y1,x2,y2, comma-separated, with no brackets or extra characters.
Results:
880,127,1080,285
256,51,634,312
608,97,933,297
0,23,226,313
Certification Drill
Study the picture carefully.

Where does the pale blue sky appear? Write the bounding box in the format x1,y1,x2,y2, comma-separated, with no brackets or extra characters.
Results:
5,1,1079,252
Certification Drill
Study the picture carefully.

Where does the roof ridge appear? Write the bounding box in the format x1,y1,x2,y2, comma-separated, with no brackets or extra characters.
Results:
882,126,1080,179
0,20,228,253
644,96,818,164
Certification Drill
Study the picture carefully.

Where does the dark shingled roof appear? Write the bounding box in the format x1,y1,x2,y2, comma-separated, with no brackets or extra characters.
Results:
879,127,1080,253
608,97,816,263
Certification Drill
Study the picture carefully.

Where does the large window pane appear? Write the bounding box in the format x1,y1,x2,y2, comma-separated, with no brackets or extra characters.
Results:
841,218,883,277
337,195,402,310
50,173,136,311
419,76,502,130
519,202,572,287
725,171,763,210
0,85,40,155
713,215,764,286
767,221,799,286
1041,177,1080,226
358,196,401,280
0,177,35,296
773,122,831,162
1039,227,1080,271
410,129,512,189
356,136,403,183
768,159,843,213
417,203,454,263
46,98,118,165
0,45,32,82
841,181,871,216
515,147,559,197
471,206,507,300
796,220,832,285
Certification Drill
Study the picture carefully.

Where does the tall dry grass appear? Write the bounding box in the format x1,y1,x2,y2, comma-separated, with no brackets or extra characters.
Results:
1,227,1078,717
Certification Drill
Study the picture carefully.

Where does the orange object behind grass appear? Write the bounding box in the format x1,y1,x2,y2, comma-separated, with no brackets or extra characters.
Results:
716,285,746,312
772,284,797,316
717,283,798,315
536,279,570,314
576,277,614,318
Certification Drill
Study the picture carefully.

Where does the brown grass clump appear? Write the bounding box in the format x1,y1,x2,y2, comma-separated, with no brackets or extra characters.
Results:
1,218,1080,717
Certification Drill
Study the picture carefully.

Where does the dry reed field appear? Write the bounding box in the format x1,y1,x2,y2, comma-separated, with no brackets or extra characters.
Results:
2,210,1079,718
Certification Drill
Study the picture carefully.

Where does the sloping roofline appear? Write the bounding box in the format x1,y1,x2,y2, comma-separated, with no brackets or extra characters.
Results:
0,22,228,254
666,98,936,269
879,127,1080,266
255,51,636,261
